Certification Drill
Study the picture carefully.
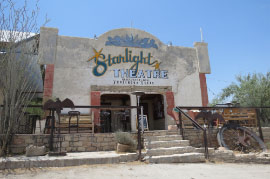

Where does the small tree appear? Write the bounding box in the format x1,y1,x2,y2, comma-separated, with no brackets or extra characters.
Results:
0,0,47,156
211,72,270,125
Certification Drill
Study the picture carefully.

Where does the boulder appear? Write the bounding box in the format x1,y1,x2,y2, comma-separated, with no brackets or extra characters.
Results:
26,145,46,157
116,143,136,153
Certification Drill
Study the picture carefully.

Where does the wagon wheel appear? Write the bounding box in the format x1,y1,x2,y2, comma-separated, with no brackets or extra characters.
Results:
217,123,266,153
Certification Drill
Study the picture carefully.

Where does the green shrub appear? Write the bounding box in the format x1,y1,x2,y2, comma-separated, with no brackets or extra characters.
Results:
26,98,44,116
114,131,136,147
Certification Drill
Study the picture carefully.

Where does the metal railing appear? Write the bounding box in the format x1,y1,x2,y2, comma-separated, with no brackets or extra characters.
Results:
176,107,209,159
175,106,270,159
13,105,143,159
0,104,143,159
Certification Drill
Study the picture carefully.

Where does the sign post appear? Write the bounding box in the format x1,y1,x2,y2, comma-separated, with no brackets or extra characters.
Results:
132,91,145,161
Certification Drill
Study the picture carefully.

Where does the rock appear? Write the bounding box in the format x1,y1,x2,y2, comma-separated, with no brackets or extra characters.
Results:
259,152,270,157
26,145,46,157
168,125,178,131
211,149,235,162
116,143,135,153
218,147,227,151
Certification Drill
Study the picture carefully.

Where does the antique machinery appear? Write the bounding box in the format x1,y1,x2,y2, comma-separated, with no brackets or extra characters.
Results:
43,98,74,155
217,123,266,153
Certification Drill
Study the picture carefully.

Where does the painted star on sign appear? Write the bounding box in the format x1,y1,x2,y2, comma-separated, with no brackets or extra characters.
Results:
153,62,161,70
87,48,103,64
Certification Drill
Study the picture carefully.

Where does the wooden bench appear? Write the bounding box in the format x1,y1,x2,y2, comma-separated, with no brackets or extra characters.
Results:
56,113,94,133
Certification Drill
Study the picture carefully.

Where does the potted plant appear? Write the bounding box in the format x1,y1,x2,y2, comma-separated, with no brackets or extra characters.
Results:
114,131,136,152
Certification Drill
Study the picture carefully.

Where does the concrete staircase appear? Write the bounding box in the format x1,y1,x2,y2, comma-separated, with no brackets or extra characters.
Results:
144,132,205,163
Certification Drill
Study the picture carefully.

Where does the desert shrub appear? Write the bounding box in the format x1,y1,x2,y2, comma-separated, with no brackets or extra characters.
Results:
114,131,136,147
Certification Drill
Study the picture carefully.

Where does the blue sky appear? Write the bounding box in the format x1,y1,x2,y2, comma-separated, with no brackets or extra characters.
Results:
28,0,270,102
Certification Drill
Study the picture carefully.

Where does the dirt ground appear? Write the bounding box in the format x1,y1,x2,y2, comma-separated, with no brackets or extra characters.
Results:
1,162,270,179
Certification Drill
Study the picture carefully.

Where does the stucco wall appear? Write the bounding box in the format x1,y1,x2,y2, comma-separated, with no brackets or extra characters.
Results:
52,36,202,107
38,27,211,130
39,27,209,105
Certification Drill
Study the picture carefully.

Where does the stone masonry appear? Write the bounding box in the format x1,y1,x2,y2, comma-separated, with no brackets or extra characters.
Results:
8,133,117,154
3,128,270,154
183,129,219,148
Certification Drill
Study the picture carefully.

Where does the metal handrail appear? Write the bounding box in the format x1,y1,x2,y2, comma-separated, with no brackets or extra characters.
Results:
0,105,140,108
176,107,209,159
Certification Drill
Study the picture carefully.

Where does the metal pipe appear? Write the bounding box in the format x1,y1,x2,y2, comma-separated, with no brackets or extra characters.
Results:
176,107,204,131
3,105,270,109
176,106,209,159
203,130,209,159
140,106,144,132
49,109,55,151
178,112,184,140
137,106,141,161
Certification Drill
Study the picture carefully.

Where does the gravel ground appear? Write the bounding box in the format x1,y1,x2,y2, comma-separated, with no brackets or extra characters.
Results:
1,162,270,179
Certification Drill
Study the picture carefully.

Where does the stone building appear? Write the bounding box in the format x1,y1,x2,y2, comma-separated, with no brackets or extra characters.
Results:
39,27,211,132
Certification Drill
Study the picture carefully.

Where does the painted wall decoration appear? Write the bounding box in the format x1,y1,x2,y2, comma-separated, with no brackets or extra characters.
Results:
105,34,158,49
87,48,165,77
87,47,168,86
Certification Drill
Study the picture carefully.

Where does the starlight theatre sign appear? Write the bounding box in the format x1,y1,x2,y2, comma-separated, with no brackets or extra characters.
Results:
87,47,168,85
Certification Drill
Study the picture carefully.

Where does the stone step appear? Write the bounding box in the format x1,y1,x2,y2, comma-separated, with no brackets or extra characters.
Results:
146,146,195,156
144,135,183,142
194,147,215,155
145,140,190,149
143,130,178,137
0,152,138,170
166,131,179,135
148,152,205,163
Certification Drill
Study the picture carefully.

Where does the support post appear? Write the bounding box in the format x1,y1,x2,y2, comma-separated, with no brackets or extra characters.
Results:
131,91,145,161
137,107,141,161
203,130,209,159
179,112,184,139
140,106,144,132
256,109,264,141
49,109,55,151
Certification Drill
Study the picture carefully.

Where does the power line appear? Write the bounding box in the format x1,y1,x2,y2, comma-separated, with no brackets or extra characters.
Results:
207,77,232,84
207,87,217,96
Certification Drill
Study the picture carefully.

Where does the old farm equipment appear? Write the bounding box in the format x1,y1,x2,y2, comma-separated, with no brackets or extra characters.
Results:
194,108,266,153
217,108,266,152
217,123,266,152
43,98,75,155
